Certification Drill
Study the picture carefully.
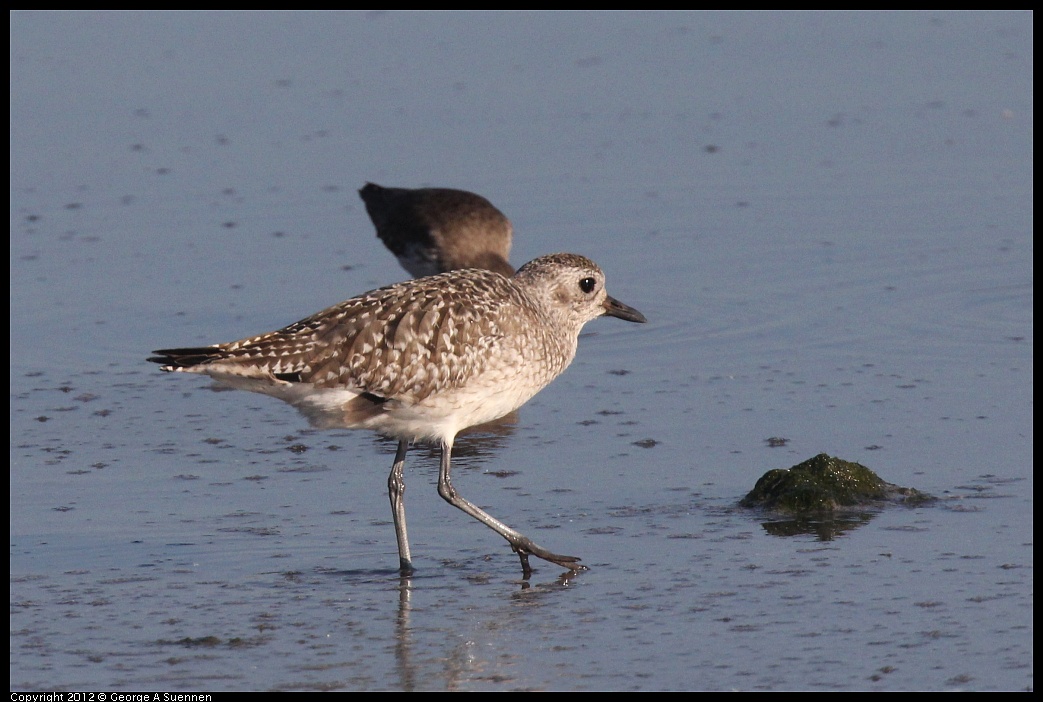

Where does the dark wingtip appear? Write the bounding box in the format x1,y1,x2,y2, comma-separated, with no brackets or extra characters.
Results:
148,347,221,369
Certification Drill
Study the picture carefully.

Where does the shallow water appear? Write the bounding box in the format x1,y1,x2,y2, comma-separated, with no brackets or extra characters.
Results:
10,11,1032,691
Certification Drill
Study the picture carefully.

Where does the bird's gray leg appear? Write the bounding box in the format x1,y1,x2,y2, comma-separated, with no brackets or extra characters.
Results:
388,439,414,574
436,438,586,575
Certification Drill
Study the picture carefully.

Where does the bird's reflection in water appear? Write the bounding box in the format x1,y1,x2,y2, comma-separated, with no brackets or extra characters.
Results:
370,412,519,467
387,565,583,690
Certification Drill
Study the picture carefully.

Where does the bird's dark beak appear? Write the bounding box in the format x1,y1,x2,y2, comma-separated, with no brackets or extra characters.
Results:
603,295,647,323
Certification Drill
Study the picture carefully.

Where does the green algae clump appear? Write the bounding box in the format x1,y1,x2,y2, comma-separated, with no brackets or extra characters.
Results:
741,453,935,515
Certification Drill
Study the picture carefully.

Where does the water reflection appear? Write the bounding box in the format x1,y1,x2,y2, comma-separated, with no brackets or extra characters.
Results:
369,412,519,467
388,566,584,691
757,513,877,540
394,574,417,692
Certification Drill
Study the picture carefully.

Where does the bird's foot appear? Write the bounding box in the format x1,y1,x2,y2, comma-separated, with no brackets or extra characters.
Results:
511,539,587,577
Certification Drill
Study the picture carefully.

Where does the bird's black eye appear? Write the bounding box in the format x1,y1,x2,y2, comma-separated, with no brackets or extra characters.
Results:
579,277,596,294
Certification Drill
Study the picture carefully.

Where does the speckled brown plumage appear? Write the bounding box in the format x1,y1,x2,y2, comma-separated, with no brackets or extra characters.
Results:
150,252,646,576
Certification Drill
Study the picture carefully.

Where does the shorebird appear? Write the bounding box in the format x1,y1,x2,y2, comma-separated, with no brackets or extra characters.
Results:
359,182,515,277
150,253,645,575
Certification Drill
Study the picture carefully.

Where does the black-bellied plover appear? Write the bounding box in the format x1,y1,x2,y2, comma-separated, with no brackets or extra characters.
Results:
359,182,515,277
150,253,645,575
